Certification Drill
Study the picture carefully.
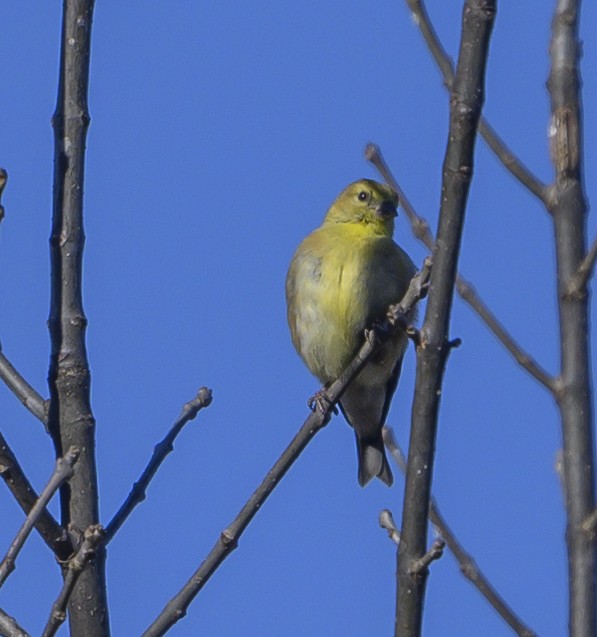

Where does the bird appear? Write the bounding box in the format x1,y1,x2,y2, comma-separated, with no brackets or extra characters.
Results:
286,178,416,487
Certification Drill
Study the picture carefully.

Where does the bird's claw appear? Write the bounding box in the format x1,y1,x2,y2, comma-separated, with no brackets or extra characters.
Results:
308,389,338,415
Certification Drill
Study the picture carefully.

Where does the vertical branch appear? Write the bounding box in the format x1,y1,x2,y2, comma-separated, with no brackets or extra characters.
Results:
48,1,108,636
396,2,496,636
547,2,596,636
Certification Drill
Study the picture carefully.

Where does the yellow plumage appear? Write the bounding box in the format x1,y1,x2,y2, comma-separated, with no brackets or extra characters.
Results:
286,179,415,487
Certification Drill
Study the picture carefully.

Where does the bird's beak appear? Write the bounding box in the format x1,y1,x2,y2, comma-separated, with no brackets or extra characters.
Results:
376,199,398,218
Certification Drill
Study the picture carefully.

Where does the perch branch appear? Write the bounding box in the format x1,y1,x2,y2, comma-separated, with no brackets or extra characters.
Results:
141,263,431,637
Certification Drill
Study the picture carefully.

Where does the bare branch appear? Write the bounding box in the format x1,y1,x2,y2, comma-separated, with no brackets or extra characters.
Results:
141,264,430,637
455,276,556,391
405,0,548,203
547,2,597,635
104,387,213,543
42,525,104,637
0,431,72,559
396,3,496,636
365,142,556,393
0,447,79,587
0,345,48,426
48,1,108,634
0,608,30,637
383,428,538,637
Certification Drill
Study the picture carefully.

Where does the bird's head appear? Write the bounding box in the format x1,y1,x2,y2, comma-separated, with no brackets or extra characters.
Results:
323,179,399,236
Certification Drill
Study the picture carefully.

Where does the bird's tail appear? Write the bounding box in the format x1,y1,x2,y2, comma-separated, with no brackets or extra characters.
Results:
356,435,393,487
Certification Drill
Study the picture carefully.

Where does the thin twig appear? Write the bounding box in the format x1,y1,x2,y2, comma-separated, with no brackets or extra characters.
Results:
104,387,214,543
141,264,431,637
566,233,597,298
0,169,7,225
0,431,72,559
405,0,548,203
365,143,556,393
384,428,538,637
0,607,30,637
409,538,445,575
42,524,104,637
455,276,555,391
0,345,48,426
379,509,401,546
396,3,496,636
0,447,79,587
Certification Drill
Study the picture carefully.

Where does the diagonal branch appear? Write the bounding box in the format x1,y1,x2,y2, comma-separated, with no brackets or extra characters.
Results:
0,608,30,637
0,345,48,427
405,0,548,203
104,387,213,543
141,262,431,637
366,143,556,393
0,431,72,559
0,447,79,587
396,3,496,636
384,428,537,637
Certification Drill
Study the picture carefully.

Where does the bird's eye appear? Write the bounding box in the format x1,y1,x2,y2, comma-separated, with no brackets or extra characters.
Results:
358,191,368,202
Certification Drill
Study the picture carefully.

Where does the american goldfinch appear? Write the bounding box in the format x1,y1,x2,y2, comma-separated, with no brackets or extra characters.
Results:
286,179,415,487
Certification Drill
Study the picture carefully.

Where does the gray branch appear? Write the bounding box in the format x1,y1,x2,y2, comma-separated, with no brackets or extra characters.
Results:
0,607,30,637
547,2,596,636
0,345,48,426
42,525,104,637
0,430,72,559
0,447,79,587
47,1,108,635
384,428,537,637
396,2,496,636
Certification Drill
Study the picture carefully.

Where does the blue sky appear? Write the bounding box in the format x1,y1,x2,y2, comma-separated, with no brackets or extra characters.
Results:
0,2,596,636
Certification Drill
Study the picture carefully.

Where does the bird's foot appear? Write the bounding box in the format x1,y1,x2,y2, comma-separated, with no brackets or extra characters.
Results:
308,389,338,415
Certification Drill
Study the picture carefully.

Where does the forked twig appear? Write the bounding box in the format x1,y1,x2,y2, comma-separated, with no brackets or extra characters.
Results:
383,428,538,637
42,525,104,637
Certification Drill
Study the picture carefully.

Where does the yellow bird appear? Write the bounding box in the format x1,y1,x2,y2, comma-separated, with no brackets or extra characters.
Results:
286,179,415,487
